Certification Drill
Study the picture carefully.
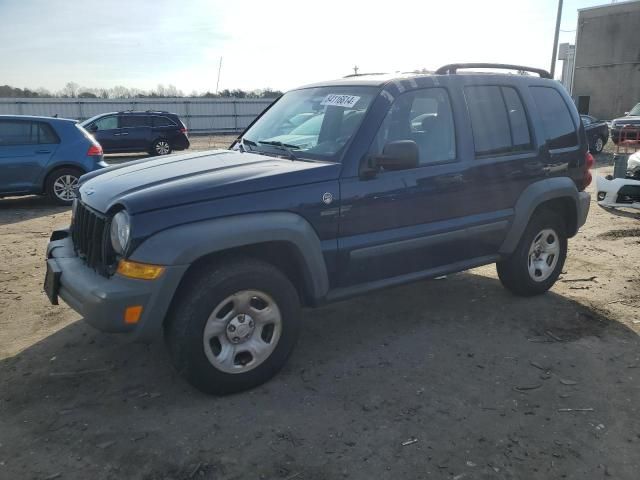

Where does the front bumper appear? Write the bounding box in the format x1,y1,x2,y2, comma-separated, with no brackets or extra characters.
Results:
46,230,188,342
596,176,640,210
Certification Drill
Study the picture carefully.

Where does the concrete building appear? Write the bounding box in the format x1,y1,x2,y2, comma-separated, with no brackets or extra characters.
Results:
572,0,640,119
558,43,576,93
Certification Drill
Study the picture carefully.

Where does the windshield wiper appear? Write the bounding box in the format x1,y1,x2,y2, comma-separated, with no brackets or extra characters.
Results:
239,137,257,152
257,140,299,160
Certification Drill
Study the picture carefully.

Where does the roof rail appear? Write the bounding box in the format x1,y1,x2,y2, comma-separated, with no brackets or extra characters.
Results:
343,72,388,78
435,63,552,79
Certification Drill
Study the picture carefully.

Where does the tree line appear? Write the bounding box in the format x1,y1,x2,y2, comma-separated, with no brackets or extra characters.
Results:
0,82,283,99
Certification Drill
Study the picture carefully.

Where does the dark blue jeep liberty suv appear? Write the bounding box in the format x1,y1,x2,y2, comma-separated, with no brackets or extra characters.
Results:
45,64,593,394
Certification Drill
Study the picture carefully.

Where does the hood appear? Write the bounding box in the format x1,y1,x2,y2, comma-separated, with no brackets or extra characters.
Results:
78,149,340,214
612,116,640,127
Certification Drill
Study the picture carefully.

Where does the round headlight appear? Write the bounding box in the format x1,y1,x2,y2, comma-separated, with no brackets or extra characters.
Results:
110,210,130,255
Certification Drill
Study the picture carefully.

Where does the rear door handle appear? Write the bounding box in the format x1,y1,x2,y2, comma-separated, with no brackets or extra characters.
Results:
36,149,51,154
119,132,129,136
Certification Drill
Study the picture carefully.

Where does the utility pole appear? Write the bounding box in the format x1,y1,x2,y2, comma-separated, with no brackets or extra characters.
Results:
550,0,563,78
353,65,359,75
215,57,223,94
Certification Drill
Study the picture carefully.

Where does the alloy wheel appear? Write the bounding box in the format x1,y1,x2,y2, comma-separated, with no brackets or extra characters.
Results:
52,174,79,202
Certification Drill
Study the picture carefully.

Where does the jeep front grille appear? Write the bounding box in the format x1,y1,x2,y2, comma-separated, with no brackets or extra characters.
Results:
71,201,115,276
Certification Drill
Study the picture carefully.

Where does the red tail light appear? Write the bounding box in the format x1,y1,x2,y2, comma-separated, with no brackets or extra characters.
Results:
180,127,188,134
87,144,103,156
583,151,594,188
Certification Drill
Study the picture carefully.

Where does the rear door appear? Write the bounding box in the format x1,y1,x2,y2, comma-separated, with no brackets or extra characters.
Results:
119,115,152,151
0,120,58,193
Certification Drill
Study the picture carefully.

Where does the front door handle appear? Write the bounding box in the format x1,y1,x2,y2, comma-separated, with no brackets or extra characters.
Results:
36,149,51,154
119,132,129,136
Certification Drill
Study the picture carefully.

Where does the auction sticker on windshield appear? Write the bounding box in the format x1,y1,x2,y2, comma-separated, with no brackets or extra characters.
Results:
321,94,360,108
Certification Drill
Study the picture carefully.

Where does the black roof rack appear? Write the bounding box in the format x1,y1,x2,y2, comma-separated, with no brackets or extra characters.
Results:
435,63,552,79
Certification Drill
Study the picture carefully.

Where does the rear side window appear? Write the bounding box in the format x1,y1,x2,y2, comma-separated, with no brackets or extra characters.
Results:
0,120,59,145
120,115,151,128
465,86,532,156
152,116,177,127
530,86,577,149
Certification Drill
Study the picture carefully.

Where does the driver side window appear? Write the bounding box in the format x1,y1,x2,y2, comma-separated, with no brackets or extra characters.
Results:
94,115,118,131
371,88,456,165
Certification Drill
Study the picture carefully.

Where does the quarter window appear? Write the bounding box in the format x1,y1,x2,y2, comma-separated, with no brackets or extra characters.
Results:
530,86,577,149
371,87,456,165
465,86,532,156
152,116,177,127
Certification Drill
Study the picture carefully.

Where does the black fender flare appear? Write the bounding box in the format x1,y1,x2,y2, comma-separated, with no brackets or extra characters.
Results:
129,212,330,301
499,177,584,255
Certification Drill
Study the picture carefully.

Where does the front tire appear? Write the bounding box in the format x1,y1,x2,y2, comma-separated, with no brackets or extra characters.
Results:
497,210,567,296
151,138,172,156
165,258,301,395
45,167,82,206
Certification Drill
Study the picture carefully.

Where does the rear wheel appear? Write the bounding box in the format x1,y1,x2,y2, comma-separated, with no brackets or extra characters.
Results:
165,258,301,395
45,167,82,206
592,135,605,153
151,138,172,156
497,210,567,296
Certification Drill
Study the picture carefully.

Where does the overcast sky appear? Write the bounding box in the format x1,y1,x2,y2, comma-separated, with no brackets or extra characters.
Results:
0,0,610,93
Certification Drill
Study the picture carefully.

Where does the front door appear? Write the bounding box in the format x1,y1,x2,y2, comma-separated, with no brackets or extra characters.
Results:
90,114,121,152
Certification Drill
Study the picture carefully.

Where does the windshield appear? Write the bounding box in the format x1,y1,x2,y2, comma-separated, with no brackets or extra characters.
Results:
239,86,378,161
629,103,640,116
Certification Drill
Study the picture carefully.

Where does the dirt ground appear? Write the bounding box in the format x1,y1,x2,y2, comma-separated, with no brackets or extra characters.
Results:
1,142,639,480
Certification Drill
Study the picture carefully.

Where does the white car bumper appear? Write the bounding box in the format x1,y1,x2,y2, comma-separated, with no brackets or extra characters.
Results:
596,175,640,210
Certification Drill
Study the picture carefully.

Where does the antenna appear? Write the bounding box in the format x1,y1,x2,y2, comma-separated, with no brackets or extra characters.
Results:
216,57,223,94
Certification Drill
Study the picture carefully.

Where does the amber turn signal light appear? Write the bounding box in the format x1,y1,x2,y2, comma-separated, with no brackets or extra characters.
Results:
124,305,143,324
116,259,165,280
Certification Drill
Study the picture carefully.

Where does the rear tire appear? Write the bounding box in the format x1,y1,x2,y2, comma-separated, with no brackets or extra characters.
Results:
45,167,82,206
497,210,567,297
151,138,172,156
164,257,301,395
592,135,605,153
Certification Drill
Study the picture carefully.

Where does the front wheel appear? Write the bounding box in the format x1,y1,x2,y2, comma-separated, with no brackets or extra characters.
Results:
165,258,301,395
497,210,567,296
45,167,82,206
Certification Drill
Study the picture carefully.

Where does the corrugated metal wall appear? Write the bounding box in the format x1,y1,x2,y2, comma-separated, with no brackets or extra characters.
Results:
0,98,274,133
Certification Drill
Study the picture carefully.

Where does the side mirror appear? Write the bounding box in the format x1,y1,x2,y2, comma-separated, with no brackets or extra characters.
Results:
373,140,419,171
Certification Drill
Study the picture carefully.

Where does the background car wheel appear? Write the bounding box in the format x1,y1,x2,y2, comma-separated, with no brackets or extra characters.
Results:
164,257,301,395
151,139,172,156
496,210,567,297
45,167,82,206
592,136,605,153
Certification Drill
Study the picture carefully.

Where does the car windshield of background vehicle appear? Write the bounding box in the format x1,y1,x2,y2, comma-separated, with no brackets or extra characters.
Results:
629,103,640,116
239,86,378,161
